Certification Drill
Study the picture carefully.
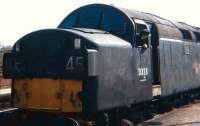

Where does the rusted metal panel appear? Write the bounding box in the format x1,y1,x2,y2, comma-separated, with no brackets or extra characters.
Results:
13,79,82,112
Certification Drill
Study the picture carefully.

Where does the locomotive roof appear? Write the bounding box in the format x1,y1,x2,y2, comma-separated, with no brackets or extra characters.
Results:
65,28,132,47
109,4,200,32
13,28,131,51
59,4,200,41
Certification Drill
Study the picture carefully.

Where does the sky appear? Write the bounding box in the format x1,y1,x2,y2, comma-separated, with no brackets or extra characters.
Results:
0,0,200,46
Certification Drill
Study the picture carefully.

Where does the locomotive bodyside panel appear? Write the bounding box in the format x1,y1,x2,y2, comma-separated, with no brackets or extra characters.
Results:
93,45,152,111
160,38,200,96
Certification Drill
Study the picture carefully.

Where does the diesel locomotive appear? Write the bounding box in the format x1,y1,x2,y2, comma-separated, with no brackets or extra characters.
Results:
3,3,200,126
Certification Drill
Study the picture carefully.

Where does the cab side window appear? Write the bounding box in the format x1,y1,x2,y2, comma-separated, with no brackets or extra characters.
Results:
135,23,149,48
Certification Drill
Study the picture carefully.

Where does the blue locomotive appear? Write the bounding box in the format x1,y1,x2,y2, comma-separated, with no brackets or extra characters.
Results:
3,4,200,126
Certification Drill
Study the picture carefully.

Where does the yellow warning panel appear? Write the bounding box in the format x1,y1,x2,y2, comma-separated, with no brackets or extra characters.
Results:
13,79,82,112
61,80,82,112
13,79,29,108
26,79,41,109
26,79,61,110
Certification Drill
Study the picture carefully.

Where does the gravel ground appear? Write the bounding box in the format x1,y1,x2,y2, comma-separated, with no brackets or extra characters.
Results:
138,100,200,126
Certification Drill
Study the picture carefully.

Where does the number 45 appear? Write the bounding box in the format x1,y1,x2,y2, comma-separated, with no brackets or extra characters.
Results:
66,56,83,70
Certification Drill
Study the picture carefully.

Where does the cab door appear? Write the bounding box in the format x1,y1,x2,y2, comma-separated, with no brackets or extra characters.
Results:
134,19,151,83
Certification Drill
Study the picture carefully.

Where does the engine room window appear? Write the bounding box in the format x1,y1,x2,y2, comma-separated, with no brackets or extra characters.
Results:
179,29,192,40
193,32,200,42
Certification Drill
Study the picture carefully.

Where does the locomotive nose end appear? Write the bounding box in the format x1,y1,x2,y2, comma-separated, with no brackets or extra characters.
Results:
3,29,91,113
3,29,88,79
